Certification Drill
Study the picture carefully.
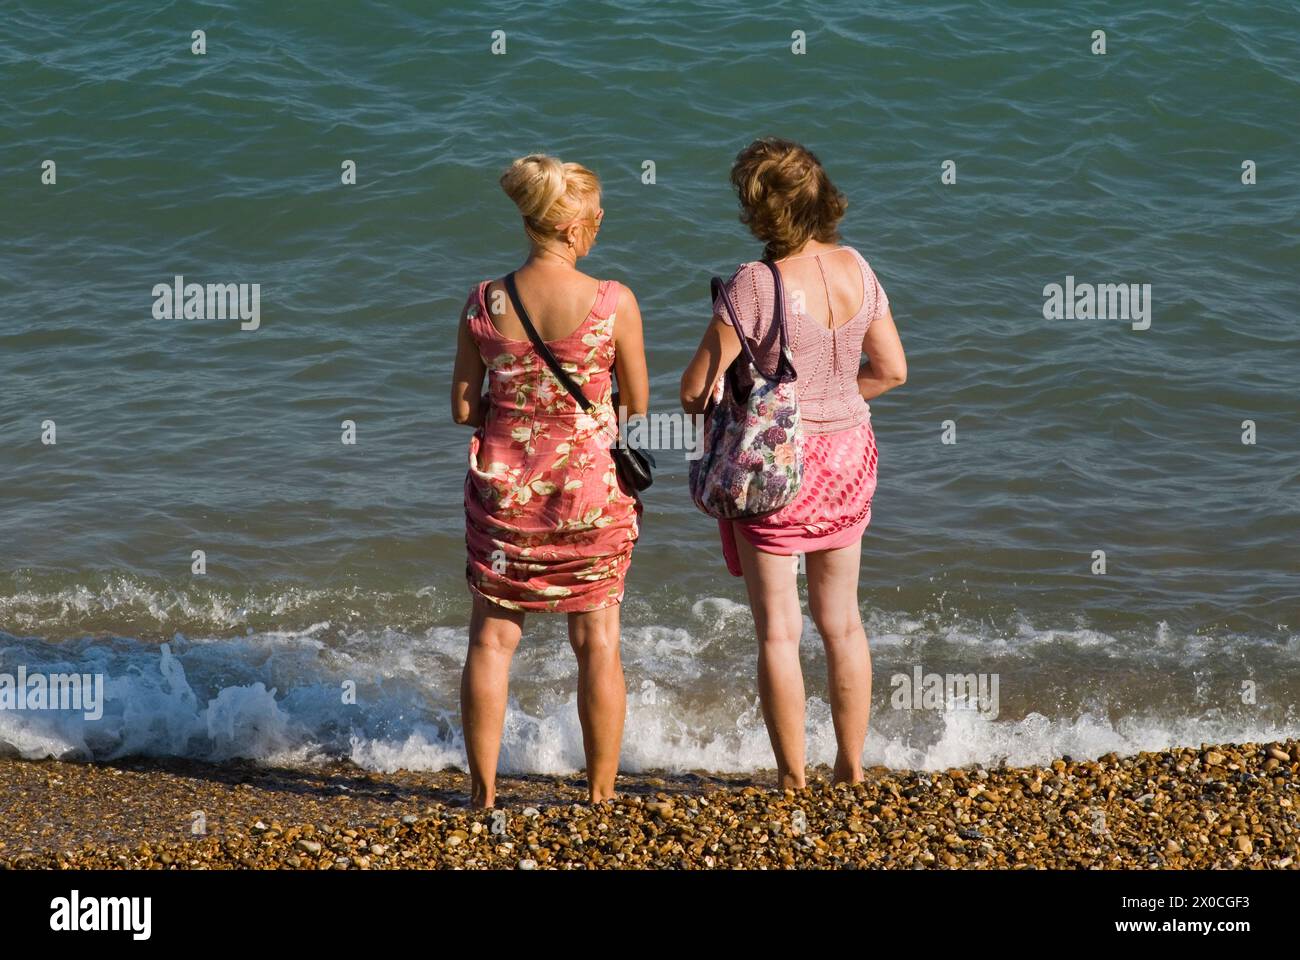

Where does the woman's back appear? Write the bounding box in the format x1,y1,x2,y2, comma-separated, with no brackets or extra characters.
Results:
716,245,889,434
482,266,604,343
465,273,622,432
775,246,867,332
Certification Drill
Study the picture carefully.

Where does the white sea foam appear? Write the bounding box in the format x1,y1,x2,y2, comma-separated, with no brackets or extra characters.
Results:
1,618,1296,774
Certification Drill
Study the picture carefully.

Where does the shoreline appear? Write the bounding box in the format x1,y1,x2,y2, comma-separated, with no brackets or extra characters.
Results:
2,739,1297,869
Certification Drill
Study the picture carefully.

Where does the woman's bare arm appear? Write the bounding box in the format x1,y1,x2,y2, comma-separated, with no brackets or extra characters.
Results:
680,315,741,414
856,307,906,401
451,303,487,426
612,285,649,417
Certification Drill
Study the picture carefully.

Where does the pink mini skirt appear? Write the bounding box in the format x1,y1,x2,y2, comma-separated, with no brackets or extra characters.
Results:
720,418,878,577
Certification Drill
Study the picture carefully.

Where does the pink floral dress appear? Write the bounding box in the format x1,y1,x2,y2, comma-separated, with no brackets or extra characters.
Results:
463,279,640,612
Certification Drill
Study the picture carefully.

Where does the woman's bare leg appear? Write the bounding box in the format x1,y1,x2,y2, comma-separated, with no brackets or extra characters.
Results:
461,594,524,808
735,533,807,788
806,540,871,784
567,604,626,803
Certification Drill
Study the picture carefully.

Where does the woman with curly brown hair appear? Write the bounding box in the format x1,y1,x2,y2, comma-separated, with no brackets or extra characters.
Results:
681,137,907,788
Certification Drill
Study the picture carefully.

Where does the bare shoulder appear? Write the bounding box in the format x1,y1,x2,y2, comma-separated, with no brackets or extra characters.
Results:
615,281,640,311
612,282,642,340
842,244,881,276
481,276,504,306
570,267,603,295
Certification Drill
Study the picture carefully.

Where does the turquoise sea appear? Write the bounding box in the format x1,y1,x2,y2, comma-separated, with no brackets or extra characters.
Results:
1,1,1298,772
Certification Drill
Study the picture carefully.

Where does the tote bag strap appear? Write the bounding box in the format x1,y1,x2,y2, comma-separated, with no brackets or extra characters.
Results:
712,260,796,383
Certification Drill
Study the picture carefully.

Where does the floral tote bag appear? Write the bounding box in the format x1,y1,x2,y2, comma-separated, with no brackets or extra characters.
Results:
689,260,803,520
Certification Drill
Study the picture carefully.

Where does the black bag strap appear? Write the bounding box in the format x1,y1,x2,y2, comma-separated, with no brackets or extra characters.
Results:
502,272,595,413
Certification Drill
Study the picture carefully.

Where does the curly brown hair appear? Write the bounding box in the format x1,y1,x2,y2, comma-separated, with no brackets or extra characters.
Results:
730,137,847,259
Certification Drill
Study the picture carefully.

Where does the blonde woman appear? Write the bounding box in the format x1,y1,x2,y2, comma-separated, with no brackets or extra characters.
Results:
681,138,907,788
451,155,648,807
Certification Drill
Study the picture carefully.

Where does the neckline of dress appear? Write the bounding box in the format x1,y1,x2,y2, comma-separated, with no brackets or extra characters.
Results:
776,245,848,263
479,278,608,345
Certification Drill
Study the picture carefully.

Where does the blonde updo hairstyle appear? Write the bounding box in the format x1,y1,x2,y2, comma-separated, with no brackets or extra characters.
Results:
500,154,601,246
730,137,847,260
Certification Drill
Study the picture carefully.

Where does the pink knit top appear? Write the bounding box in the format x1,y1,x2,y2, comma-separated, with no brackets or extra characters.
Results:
712,246,889,435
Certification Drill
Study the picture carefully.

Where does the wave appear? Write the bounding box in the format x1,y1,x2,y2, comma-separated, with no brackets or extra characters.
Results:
2,604,1297,773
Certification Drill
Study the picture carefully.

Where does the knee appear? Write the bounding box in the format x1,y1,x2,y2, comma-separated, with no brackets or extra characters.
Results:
757,616,803,654
570,628,620,663
469,629,520,656
817,618,864,653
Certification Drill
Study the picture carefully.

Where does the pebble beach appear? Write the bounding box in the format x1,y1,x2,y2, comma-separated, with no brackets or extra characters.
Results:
3,739,1298,870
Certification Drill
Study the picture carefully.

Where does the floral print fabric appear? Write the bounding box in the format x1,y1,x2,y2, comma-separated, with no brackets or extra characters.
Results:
463,279,639,612
689,358,804,520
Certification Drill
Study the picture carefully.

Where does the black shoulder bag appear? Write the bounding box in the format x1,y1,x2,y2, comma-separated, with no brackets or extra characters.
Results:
502,272,655,492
